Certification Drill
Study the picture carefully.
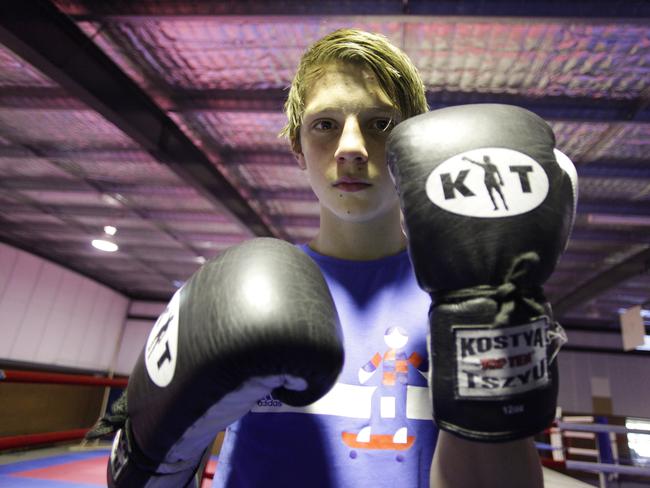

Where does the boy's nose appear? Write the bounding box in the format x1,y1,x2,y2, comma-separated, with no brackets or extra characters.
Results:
335,117,368,165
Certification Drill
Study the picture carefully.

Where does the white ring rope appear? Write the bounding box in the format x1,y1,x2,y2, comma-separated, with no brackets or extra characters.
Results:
557,421,650,435
564,460,650,477
538,421,650,478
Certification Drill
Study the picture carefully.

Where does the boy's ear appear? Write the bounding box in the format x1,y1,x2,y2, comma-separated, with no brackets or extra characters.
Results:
292,138,306,170
294,151,307,170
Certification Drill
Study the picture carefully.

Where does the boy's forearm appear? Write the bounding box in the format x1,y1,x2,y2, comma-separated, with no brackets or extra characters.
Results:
430,430,543,488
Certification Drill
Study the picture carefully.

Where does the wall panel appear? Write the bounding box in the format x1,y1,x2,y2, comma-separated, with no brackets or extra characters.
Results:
0,249,42,358
557,350,650,418
114,319,155,376
113,299,167,375
0,241,128,371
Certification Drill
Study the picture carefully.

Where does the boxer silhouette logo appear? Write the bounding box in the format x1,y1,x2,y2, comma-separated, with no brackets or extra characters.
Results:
145,289,181,387
425,147,549,217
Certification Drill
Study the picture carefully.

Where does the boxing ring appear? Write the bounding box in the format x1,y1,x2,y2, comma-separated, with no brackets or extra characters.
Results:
0,369,127,450
536,414,650,487
0,368,220,486
1,368,649,487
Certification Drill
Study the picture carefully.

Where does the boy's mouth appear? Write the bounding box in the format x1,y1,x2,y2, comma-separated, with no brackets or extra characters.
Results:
333,177,372,192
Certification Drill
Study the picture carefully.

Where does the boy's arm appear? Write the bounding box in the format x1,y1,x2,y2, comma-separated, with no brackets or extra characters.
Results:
358,352,382,384
430,431,543,488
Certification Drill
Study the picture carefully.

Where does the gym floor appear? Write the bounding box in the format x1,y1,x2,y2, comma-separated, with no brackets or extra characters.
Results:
0,446,109,487
0,445,218,487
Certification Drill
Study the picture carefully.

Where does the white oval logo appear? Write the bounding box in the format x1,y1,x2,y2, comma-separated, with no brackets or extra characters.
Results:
145,289,181,387
425,147,549,218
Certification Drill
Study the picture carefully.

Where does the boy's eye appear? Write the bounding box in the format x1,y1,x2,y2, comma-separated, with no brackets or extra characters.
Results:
372,118,394,131
313,120,336,131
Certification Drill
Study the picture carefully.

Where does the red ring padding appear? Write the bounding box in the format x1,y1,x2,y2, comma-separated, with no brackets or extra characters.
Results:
0,369,128,387
0,369,128,451
0,428,90,450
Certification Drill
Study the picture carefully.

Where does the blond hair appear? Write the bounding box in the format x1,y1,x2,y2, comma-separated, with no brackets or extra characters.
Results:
280,29,428,152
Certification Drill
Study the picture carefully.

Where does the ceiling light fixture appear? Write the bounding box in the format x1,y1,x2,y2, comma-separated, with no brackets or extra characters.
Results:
92,225,119,252
92,239,118,252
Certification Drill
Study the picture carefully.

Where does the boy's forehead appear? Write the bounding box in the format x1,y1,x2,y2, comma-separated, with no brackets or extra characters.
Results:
303,62,395,114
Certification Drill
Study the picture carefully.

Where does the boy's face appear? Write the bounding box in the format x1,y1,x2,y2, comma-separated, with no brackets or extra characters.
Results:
295,62,401,224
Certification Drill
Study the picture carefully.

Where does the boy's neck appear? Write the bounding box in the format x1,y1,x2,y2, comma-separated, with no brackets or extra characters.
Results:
308,206,407,261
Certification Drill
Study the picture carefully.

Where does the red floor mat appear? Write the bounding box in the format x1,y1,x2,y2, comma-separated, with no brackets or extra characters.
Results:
13,455,108,484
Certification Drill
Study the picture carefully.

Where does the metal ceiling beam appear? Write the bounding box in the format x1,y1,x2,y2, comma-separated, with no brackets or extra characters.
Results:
578,199,650,217
0,201,237,223
221,149,296,166
0,177,95,192
253,189,315,202
178,90,650,123
574,86,650,164
570,228,650,245
560,317,618,331
554,246,650,316
276,215,320,228
560,345,650,357
428,92,650,123
56,0,650,20
0,177,236,201
0,146,160,166
0,1,275,238
1,177,214,197
0,220,245,244
0,86,86,110
560,251,611,263
577,163,650,179
559,318,650,334
5,86,650,124
174,89,287,113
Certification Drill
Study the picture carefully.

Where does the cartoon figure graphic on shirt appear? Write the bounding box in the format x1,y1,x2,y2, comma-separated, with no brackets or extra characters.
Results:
342,326,428,455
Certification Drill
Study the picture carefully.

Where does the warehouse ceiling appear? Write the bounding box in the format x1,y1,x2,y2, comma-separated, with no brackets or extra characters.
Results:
0,1,648,343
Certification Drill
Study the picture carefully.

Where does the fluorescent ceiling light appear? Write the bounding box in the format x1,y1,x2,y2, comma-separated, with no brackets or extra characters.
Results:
102,194,122,207
92,239,118,252
104,225,117,235
587,214,650,226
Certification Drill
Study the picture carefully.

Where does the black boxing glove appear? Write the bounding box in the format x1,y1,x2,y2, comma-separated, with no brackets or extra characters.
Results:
101,238,344,486
387,104,576,442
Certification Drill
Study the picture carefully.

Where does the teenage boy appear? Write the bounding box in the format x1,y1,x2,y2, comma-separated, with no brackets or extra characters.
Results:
213,28,543,488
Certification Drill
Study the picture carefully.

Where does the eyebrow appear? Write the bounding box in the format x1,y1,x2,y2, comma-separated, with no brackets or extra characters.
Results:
304,105,397,116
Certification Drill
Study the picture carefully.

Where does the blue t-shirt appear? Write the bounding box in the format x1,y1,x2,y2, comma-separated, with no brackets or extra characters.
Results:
213,245,438,487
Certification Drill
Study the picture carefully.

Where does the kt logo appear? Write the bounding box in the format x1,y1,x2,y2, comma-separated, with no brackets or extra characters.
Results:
426,148,549,218
145,290,181,387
